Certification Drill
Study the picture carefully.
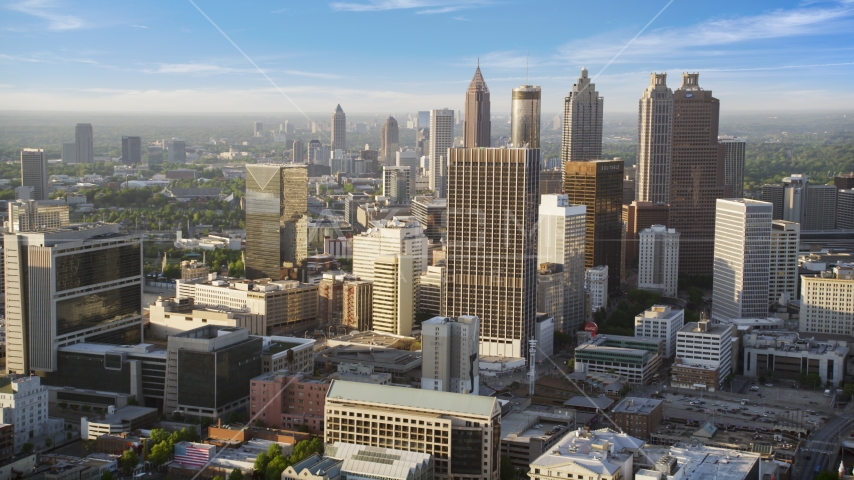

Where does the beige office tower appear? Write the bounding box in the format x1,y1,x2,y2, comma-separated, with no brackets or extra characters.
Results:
636,73,673,204
537,195,587,333
372,255,414,336
638,225,680,297
463,65,490,148
331,104,346,151
719,136,746,198
769,220,800,307
352,217,428,282
421,315,480,394
511,85,541,148
800,264,854,335
669,73,729,276
8,200,69,232
444,148,539,359
429,109,454,198
419,265,444,315
380,115,399,165
342,278,373,331
561,67,603,162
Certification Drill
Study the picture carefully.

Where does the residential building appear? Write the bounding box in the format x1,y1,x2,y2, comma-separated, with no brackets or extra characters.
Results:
411,197,446,242
711,199,772,322
669,73,730,276
585,266,608,313
75,123,94,164
565,159,623,292
634,305,685,358
761,184,784,220
372,255,414,336
20,149,48,201
742,331,848,387
444,148,539,359
7,200,69,232
380,116,399,165
331,104,346,151
0,376,64,452
718,136,746,198
421,315,480,394
805,184,837,231
638,225,679,297
249,372,330,434
121,136,142,165
511,85,541,148
528,428,646,480
352,217,428,282
622,201,670,267
561,67,603,162
612,397,663,440
4,224,143,374
318,274,345,326
324,380,502,480
673,321,733,391
800,264,854,335
419,265,444,316
636,73,673,204
538,195,586,333
342,279,372,330
769,220,800,306
838,189,854,229
429,109,454,197
383,166,412,204
464,65,490,148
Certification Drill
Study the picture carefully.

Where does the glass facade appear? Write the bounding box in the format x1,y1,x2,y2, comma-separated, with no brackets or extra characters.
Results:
55,244,141,291
450,429,482,475
56,285,141,336
88,323,143,345
178,338,262,410
40,352,132,393
178,350,217,409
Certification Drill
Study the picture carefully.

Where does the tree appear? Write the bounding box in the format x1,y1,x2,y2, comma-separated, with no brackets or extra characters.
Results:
342,183,355,193
227,411,244,425
149,442,171,465
842,383,854,401
254,452,270,473
290,438,323,464
500,455,516,480
22,443,34,453
121,449,140,476
297,424,310,433
687,287,704,305
148,428,170,446
266,456,290,480
228,469,245,480
101,471,114,480
171,410,184,422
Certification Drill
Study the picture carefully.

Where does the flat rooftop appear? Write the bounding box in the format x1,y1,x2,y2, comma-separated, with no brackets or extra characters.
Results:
327,380,497,417
613,397,662,415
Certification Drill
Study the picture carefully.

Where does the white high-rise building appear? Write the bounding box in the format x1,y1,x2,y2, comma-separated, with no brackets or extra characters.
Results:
674,320,734,390
712,199,772,322
585,265,608,314
428,109,454,198
636,73,673,204
637,224,679,297
352,217,428,282
20,148,48,201
382,166,412,204
421,315,479,394
634,305,684,358
800,264,854,335
395,148,419,194
372,255,414,336
75,123,94,164
718,136,746,198
769,220,800,306
0,376,64,452
538,195,586,333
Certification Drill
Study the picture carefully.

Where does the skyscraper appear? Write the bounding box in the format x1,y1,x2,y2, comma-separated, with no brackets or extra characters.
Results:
719,136,746,198
669,73,729,276
379,115,399,165
561,67,603,162
638,225,680,297
564,159,624,293
372,254,414,336
61,142,76,164
121,136,142,165
428,109,454,198
537,195,587,333
711,199,772,321
352,217,428,282
761,184,784,220
20,149,48,201
166,139,186,163
838,189,854,229
511,85,541,148
331,104,346,152
292,140,305,164
444,147,539,359
805,184,837,231
769,220,800,306
245,164,308,280
463,64,490,148
254,122,263,137
75,123,94,164
382,166,412,204
636,73,673,204
421,315,480,394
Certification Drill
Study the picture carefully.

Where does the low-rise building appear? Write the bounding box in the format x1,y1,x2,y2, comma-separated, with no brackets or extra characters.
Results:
261,336,316,374
742,331,848,387
249,372,330,434
528,428,645,480
611,397,663,440
635,305,685,358
328,363,392,385
207,438,294,476
80,406,159,440
673,320,733,391
0,376,64,452
636,445,760,480
148,297,266,337
315,345,421,382
283,442,433,480
575,338,662,385
500,410,576,469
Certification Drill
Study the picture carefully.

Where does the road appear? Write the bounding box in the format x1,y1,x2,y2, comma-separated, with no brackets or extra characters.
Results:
792,412,854,479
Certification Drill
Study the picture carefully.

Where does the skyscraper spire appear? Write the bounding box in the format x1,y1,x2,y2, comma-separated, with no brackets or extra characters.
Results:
561,67,604,163
464,64,491,148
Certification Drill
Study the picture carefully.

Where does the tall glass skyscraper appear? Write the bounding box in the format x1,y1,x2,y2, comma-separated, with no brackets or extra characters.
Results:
331,104,346,152
463,65,490,148
510,85,541,148
561,68,603,163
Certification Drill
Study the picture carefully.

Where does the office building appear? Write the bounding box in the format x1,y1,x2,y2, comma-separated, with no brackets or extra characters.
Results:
638,225,679,297
352,217,427,282
342,279,372,330
254,122,263,137
511,85,541,148
245,164,308,279
800,264,854,335
839,189,854,229
805,184,837,231
673,320,733,391
429,109,454,198
445,147,539,359
669,73,729,276
742,331,848,387
166,139,186,163
637,73,673,204
61,141,76,164
575,335,663,384
499,410,576,470
782,174,808,224
372,255,414,336
537,263,563,337
383,166,412,204
75,123,94,164
249,372,329,433
565,159,623,292
539,169,563,195
318,274,345,326
634,305,684,358
411,196,446,242
622,201,670,268
331,104,346,152
4,223,143,374
835,173,854,190
20,149,48,201
761,184,784,220
718,136,745,198
538,195,586,332
0,376,64,452
463,64,490,148
147,297,264,336
396,148,419,194
561,67,603,162
419,265,444,316
146,145,163,165
529,428,645,480
121,136,142,165
7,200,67,233
380,115,399,165
711,199,772,322
768,220,800,306
324,380,502,480
584,265,608,314
292,140,305,164
421,315,480,394
612,397,664,441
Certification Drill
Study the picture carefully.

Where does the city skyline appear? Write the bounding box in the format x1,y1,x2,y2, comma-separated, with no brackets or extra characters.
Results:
2,1,854,113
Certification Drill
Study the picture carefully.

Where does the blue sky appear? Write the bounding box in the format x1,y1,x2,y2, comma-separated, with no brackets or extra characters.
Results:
2,0,854,115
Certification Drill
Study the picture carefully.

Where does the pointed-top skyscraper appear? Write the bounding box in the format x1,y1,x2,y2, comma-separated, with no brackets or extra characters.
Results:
637,73,673,204
380,115,399,165
561,67,603,162
464,63,491,148
331,104,346,152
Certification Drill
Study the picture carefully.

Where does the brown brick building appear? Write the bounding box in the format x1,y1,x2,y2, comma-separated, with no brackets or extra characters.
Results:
622,201,670,267
249,372,330,434
612,397,663,440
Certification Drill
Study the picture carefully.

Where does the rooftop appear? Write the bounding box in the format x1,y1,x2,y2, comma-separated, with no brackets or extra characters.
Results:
326,380,497,417
645,445,761,480
530,428,645,474
679,321,731,336
327,441,432,480
612,397,662,415
563,394,615,411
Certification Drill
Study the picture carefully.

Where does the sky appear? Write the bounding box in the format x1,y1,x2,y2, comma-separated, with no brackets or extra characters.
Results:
2,0,854,116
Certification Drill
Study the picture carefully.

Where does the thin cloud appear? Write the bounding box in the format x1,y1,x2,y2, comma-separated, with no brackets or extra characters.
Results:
147,63,255,75
283,69,342,80
130,24,148,28
0,53,45,63
330,0,491,14
6,0,84,31
271,8,288,14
